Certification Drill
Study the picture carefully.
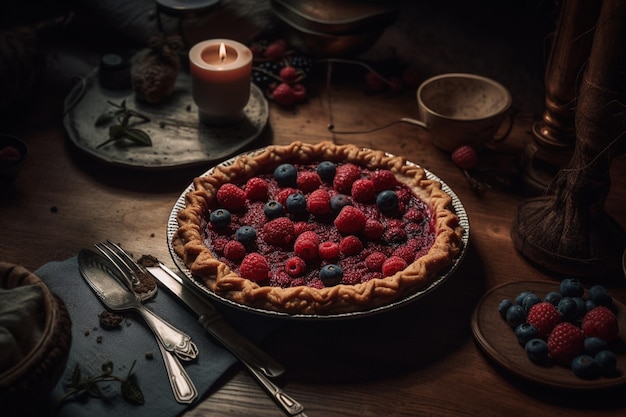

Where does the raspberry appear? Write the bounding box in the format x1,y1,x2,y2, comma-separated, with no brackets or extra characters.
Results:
293,231,319,260
223,240,246,260
239,253,269,282
451,146,478,170
293,221,311,236
334,206,367,234
392,246,415,264
365,251,386,272
271,82,296,106
333,163,361,193
264,39,288,59
339,235,363,256
384,226,407,243
526,302,562,338
351,178,376,203
582,306,619,341
370,169,398,192
0,146,21,160
216,183,246,211
318,241,340,260
547,322,585,365
363,219,384,241
405,208,424,223
285,256,306,277
212,237,228,255
262,217,295,245
276,187,298,206
306,189,331,215
245,177,269,201
279,65,299,82
297,171,322,192
292,83,307,102
382,256,407,276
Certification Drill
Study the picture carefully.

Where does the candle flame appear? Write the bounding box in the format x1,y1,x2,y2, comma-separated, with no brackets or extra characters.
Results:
219,42,226,63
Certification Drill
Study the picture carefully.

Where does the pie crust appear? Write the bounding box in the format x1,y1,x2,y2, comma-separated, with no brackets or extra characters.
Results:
172,141,464,315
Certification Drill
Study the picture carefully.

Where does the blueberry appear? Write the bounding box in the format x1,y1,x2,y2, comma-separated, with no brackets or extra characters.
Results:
585,299,597,312
594,350,618,376
274,163,297,187
572,296,586,317
515,323,538,345
235,226,257,246
317,161,336,182
263,200,284,219
571,355,600,379
584,337,609,355
505,305,527,328
559,278,584,298
557,297,578,321
525,338,549,362
522,293,542,312
515,291,533,306
589,285,613,308
320,264,343,286
330,194,352,213
544,291,562,306
209,208,231,228
376,190,398,212
286,193,306,214
498,299,513,319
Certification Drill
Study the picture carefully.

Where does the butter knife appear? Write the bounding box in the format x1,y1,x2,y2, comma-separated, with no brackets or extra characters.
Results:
146,262,285,379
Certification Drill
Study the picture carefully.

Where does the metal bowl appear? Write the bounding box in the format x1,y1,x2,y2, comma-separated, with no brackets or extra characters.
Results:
271,0,398,57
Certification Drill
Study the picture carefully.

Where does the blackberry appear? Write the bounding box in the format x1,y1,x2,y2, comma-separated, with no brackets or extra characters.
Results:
288,54,314,76
252,61,282,90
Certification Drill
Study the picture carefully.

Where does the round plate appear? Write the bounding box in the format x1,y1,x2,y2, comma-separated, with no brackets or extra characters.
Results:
167,148,470,319
472,280,626,390
63,70,268,169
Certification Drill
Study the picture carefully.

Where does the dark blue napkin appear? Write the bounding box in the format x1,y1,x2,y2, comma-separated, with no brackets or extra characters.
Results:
36,256,278,417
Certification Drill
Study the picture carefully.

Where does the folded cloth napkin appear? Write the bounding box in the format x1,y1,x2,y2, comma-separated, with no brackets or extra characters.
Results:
35,256,280,417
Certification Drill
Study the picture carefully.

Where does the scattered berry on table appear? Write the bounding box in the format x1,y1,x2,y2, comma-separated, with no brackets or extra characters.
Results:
251,61,281,90
559,278,584,298
526,302,562,338
209,208,231,229
274,163,298,187
217,183,246,211
525,338,549,362
451,146,478,170
271,82,297,106
316,161,336,183
239,253,269,282
263,200,284,219
582,306,619,341
547,322,585,365
292,83,307,102
320,264,343,286
235,226,257,247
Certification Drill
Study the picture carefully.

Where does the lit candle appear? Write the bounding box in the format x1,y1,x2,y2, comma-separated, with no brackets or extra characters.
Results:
189,39,253,125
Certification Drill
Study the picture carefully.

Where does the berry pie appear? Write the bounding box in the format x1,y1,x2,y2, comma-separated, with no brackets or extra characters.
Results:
172,141,464,315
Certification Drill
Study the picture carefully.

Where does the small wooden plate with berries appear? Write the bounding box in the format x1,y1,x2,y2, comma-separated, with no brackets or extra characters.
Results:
472,280,626,390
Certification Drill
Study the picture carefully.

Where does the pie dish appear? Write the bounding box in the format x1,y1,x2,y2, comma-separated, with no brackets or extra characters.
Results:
171,141,465,316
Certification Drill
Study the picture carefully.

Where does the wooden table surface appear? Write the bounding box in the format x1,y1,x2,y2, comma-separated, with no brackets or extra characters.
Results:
2,65,626,417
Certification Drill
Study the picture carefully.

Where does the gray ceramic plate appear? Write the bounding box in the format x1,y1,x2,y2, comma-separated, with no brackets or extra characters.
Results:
63,70,268,169
167,148,470,320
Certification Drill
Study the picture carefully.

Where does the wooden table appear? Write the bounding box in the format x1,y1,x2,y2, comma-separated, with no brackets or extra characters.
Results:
2,65,625,417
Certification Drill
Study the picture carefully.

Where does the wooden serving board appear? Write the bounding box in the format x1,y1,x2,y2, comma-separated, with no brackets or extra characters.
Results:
472,280,626,390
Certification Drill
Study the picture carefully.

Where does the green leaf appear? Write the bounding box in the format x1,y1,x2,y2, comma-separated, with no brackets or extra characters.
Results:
70,363,82,387
122,128,152,146
85,381,103,398
121,374,145,405
95,112,115,127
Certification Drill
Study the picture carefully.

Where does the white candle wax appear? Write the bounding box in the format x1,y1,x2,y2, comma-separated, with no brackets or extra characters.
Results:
189,39,253,125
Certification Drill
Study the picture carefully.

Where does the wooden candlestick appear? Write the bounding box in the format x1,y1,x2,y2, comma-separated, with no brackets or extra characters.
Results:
511,0,626,278
522,0,601,194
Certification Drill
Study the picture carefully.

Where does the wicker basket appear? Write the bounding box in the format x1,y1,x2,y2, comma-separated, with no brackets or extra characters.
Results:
0,262,72,414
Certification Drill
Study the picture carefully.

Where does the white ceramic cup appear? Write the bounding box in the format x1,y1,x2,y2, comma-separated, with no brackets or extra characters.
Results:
411,73,513,151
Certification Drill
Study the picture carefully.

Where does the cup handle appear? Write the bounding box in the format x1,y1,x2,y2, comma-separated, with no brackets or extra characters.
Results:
491,110,514,143
328,117,428,134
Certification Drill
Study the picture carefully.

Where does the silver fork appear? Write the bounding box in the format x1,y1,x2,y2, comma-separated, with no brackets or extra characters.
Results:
95,241,199,361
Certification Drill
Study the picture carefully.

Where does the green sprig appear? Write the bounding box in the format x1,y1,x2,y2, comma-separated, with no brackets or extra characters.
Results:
95,100,152,149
